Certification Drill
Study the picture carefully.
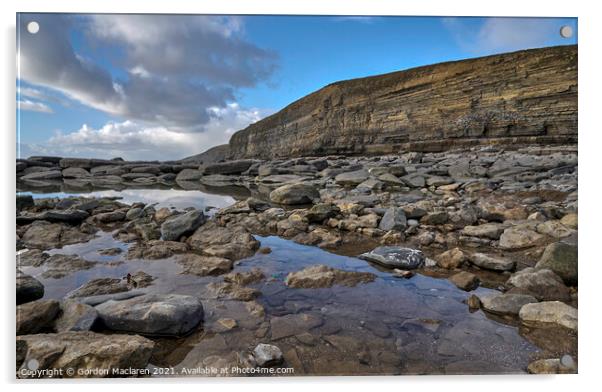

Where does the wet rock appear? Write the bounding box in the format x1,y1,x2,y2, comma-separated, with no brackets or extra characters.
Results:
461,223,505,240
335,169,369,186
536,242,578,285
253,343,283,367
67,278,129,298
187,222,260,261
175,168,203,181
224,268,265,286
16,270,44,305
435,247,466,269
128,271,155,288
16,299,60,335
154,207,173,223
177,254,233,276
519,301,577,331
206,282,260,301
499,226,545,250
17,209,90,225
41,254,97,279
469,253,515,271
125,207,144,221
160,210,206,241
467,294,481,310
479,293,538,316
506,268,570,301
359,246,425,269
91,210,126,224
306,203,339,223
269,183,320,205
20,170,63,181
62,167,91,178
285,265,376,288
54,300,99,332
216,318,238,330
17,332,154,378
378,207,407,231
95,293,204,336
449,271,480,291
21,221,63,249
270,313,323,340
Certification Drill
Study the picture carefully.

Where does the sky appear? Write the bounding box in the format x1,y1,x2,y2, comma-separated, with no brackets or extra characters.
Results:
17,14,577,161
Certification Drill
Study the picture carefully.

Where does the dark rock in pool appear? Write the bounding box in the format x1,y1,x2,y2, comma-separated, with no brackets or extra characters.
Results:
16,269,44,305
160,210,206,241
16,194,34,211
359,246,425,269
95,293,204,336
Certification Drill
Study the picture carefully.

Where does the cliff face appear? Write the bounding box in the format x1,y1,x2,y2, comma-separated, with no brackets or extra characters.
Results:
229,45,577,159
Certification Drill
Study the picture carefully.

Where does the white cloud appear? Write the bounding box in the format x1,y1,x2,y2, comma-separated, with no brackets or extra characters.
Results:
20,103,271,161
17,14,277,132
18,99,53,113
443,17,567,55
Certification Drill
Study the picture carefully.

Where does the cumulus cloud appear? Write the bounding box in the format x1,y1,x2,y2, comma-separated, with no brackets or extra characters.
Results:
17,14,277,132
20,103,270,161
442,17,570,55
18,99,53,113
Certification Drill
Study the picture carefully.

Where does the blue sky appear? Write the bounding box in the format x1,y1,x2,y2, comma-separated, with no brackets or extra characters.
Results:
17,15,577,160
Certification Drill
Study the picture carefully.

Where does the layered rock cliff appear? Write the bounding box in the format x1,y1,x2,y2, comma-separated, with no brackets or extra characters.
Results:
228,45,577,159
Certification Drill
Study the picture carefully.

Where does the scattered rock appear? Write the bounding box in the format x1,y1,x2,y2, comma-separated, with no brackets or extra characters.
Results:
519,301,577,331
177,254,233,276
269,183,320,205
16,299,60,335
449,271,480,291
378,207,407,231
253,343,283,367
536,242,577,285
469,253,515,271
435,247,466,269
461,223,505,240
499,227,545,249
506,268,570,301
160,210,206,241
54,300,99,332
479,293,538,316
16,270,44,305
223,268,265,285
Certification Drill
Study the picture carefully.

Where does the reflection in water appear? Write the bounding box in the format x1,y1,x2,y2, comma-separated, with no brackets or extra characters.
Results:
20,188,237,211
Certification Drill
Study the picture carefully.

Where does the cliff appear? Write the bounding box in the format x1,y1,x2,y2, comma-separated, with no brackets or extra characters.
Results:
228,45,577,159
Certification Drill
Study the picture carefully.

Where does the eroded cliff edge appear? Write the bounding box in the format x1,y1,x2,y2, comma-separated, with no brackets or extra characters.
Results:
228,45,577,159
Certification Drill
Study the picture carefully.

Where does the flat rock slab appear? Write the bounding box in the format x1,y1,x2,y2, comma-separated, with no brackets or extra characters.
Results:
470,253,515,271
479,293,538,316
17,331,154,378
519,301,577,331
95,293,204,336
359,246,425,269
285,265,376,288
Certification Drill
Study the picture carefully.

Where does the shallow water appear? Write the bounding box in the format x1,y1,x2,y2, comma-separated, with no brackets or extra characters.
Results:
20,228,544,376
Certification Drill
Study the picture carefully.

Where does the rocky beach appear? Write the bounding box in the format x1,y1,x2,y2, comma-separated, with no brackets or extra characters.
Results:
15,44,578,378
16,143,578,377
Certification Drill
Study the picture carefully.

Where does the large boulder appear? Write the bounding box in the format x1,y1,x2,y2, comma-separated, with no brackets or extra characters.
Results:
54,300,99,332
160,210,206,241
16,331,154,378
536,242,578,285
506,268,571,301
16,299,60,335
499,227,545,249
285,265,376,288
177,254,233,276
16,270,44,305
269,183,319,205
95,293,204,336
175,168,203,182
519,301,577,331
359,246,425,269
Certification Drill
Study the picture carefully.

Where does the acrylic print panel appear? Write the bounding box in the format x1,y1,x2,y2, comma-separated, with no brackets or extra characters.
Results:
16,13,578,378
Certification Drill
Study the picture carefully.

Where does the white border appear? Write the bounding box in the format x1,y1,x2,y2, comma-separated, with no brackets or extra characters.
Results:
2,0,600,391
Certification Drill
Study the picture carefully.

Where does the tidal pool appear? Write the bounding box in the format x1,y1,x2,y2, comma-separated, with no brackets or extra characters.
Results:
20,227,546,376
